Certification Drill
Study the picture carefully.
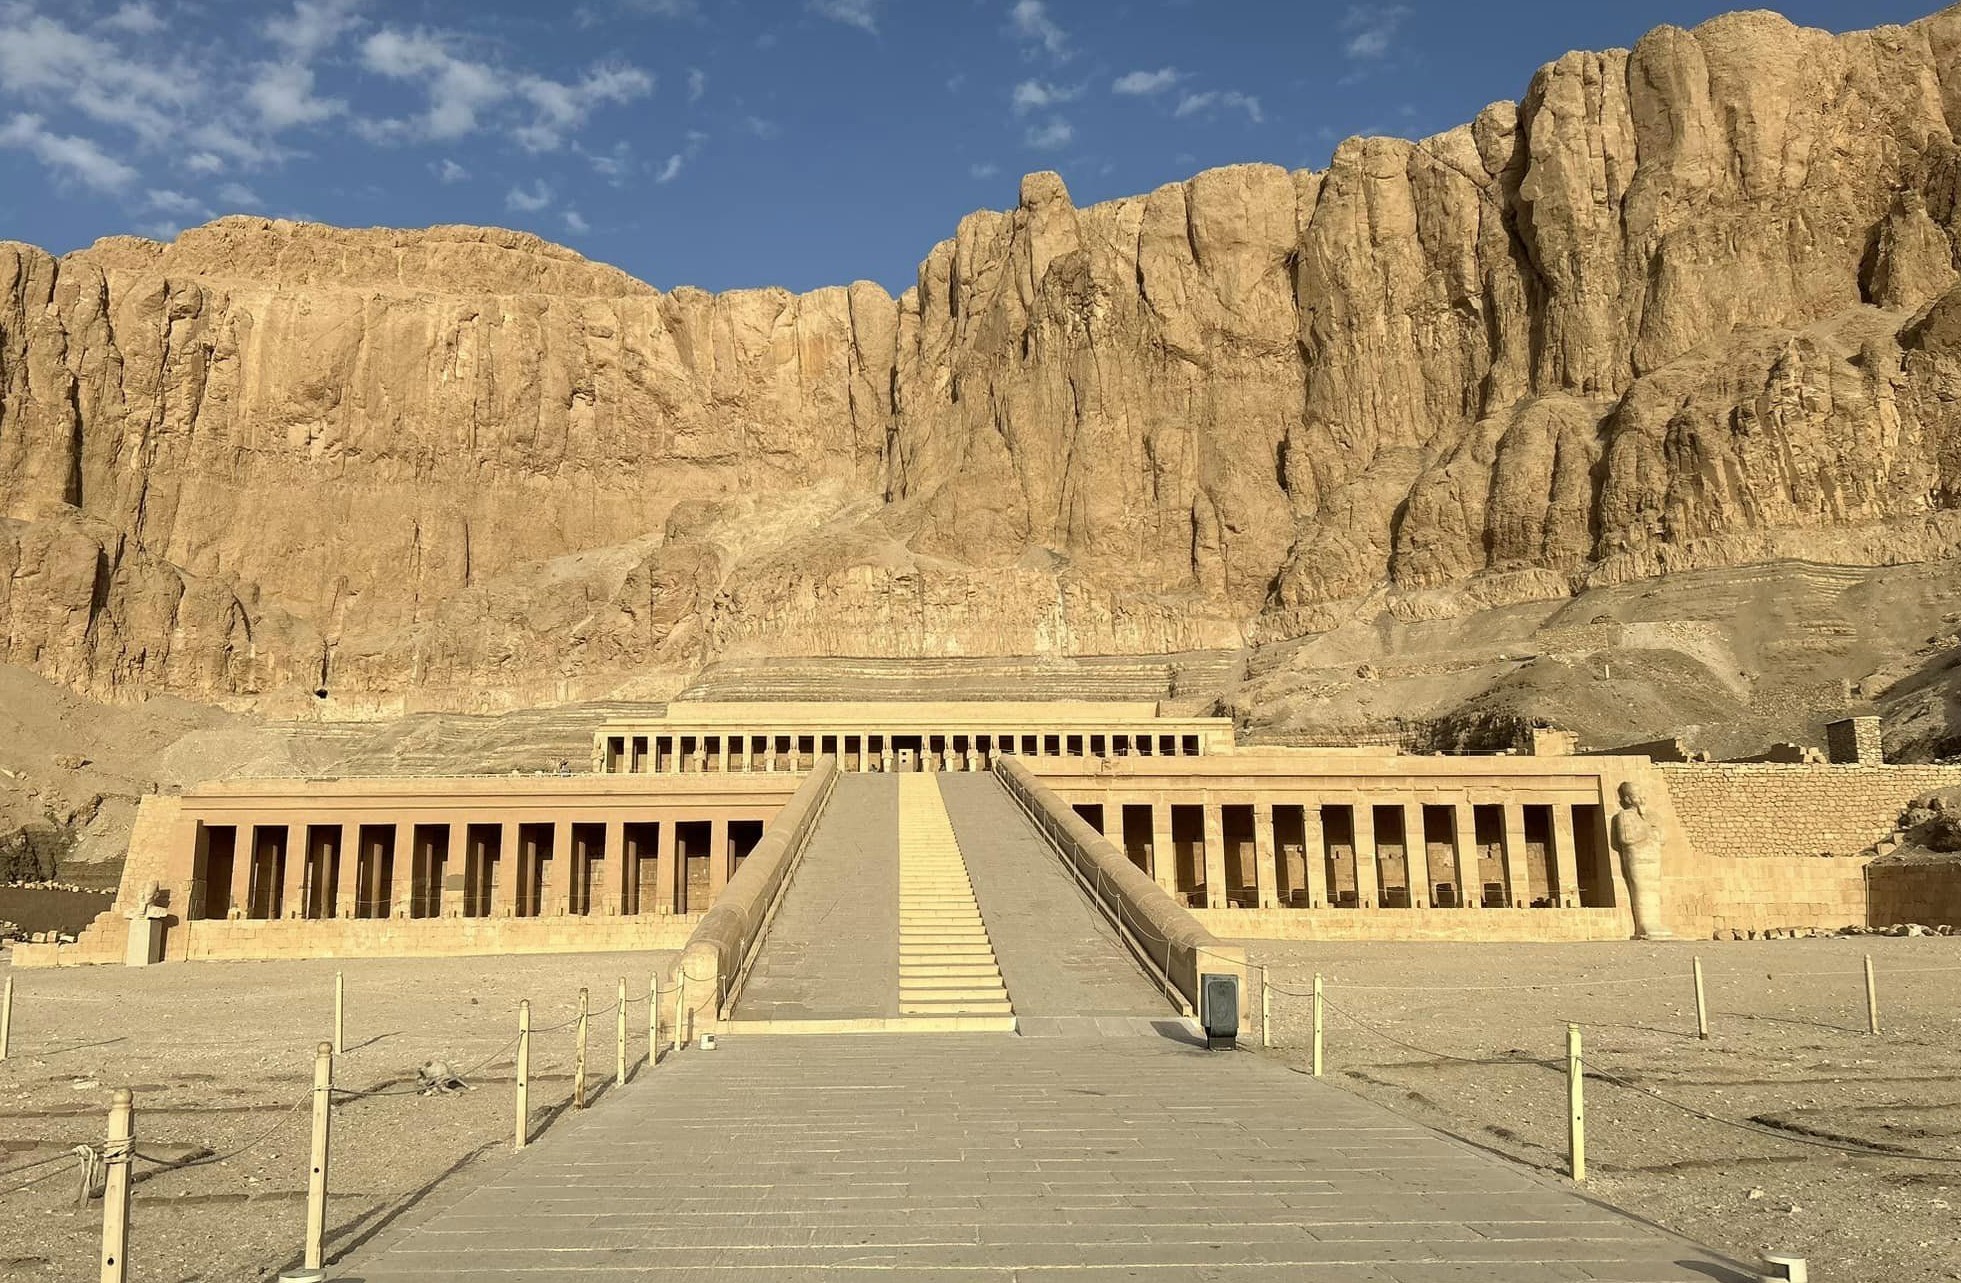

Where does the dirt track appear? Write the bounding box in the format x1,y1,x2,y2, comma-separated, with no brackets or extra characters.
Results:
1247,936,1961,1283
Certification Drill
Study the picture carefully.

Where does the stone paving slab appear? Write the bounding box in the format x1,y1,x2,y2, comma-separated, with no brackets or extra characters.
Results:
330,1033,1751,1283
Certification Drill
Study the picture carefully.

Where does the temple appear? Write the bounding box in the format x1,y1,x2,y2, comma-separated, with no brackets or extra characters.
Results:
16,703,1958,968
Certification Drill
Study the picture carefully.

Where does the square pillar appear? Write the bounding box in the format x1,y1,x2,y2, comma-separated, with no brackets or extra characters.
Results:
1302,805,1329,908
719,736,732,773
599,819,625,915
1150,804,1175,894
651,820,676,914
494,820,520,917
1201,803,1227,909
547,820,574,915
709,817,730,902
390,822,415,918
446,821,468,918
1354,804,1380,909
1551,805,1581,909
1403,802,1427,908
277,826,306,919
1501,804,1530,908
331,824,357,919
1451,803,1479,908
1253,802,1279,909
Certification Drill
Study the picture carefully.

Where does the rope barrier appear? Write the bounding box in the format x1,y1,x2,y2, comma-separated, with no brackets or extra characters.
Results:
131,1090,310,1172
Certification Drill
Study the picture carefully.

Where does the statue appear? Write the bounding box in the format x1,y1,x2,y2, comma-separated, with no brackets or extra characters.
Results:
1610,781,1670,939
124,880,169,966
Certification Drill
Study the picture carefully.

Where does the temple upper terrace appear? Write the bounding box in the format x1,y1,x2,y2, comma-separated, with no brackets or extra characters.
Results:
593,701,1239,775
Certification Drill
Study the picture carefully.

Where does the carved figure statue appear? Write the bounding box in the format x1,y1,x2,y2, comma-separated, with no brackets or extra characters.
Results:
1609,781,1670,939
125,881,166,919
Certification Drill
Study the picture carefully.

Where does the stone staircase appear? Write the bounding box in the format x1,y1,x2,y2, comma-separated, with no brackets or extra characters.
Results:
896,775,1012,1019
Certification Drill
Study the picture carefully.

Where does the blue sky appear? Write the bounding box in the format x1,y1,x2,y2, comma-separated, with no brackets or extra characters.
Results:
0,0,1940,294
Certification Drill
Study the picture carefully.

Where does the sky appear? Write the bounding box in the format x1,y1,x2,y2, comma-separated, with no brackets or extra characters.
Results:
0,0,1943,294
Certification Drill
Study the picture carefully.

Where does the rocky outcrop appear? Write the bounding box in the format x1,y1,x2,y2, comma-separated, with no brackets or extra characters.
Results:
6,7,1961,710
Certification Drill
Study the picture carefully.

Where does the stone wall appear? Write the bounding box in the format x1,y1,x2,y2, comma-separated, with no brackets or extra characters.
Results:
1197,907,1628,943
1867,861,1961,929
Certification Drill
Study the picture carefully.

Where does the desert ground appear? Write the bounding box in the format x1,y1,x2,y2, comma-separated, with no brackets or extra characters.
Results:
1,938,1955,1282
1250,937,1961,1283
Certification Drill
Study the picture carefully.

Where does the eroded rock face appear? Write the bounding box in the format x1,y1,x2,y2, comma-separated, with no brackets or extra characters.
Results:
6,7,1961,709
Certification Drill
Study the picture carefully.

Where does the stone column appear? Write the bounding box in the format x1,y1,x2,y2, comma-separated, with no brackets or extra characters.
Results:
383,823,410,918
494,820,521,917
651,820,676,915
279,826,307,919
599,819,625,915
1551,805,1581,909
446,821,469,917
1402,802,1427,908
709,817,730,902
718,736,731,773
1302,805,1329,908
1354,804,1380,909
547,820,574,916
1501,803,1530,908
1451,803,1479,908
331,824,356,919
1253,803,1279,909
1201,803,1227,909
1151,804,1175,894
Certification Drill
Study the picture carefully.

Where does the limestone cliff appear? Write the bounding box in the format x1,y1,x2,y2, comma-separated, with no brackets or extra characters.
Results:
6,6,1961,712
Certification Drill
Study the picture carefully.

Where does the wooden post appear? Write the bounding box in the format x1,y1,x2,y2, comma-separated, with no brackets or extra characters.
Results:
514,1000,531,1151
647,975,658,1065
1567,1023,1585,1183
672,975,686,1054
1692,956,1708,1040
305,1042,332,1270
1311,973,1324,1078
99,1088,133,1283
615,977,628,1085
333,971,345,1056
1260,968,1271,1049
574,987,590,1110
1,974,12,1060
1864,954,1880,1036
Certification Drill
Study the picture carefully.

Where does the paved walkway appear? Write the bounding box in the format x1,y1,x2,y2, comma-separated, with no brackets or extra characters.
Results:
331,1032,1750,1282
938,775,1170,1029
733,776,898,1021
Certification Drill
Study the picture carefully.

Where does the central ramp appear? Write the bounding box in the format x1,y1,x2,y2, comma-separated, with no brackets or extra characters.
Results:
336,1033,1747,1282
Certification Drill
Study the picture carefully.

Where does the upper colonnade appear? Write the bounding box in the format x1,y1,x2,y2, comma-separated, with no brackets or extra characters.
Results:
594,701,1239,775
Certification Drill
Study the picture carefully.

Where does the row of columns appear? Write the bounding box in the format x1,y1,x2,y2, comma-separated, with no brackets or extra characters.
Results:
1101,798,1587,911
203,816,744,923
603,729,1206,774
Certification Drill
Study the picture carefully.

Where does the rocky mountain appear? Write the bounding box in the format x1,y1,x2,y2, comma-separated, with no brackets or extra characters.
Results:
5,5,1961,720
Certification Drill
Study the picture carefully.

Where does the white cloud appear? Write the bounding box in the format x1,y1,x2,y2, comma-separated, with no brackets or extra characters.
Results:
627,0,697,15
654,152,683,183
1023,117,1071,150
1010,0,1068,60
1340,4,1411,60
184,151,226,175
265,0,363,61
809,0,881,33
687,67,706,104
361,29,652,152
1011,79,1079,116
504,178,553,212
0,112,138,189
432,157,469,183
1112,67,1179,96
1174,90,1263,124
0,10,201,146
743,115,780,140
99,3,165,36
216,181,262,206
146,188,207,216
136,219,183,240
247,61,344,130
562,209,589,233
970,161,999,179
